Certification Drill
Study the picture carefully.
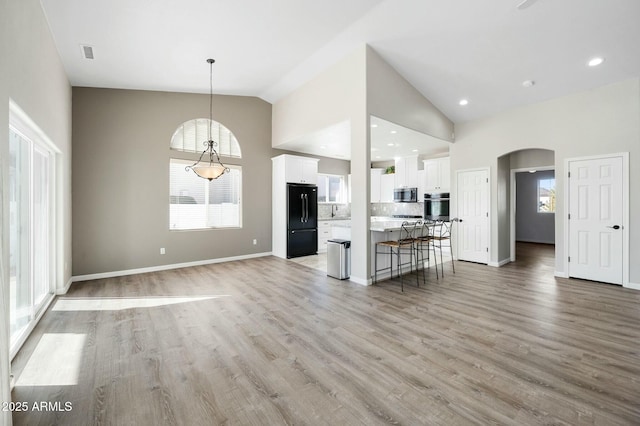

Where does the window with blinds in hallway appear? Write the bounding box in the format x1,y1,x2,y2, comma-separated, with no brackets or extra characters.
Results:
169,158,242,230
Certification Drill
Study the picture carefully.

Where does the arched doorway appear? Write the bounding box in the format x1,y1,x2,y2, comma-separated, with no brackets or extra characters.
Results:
497,148,555,269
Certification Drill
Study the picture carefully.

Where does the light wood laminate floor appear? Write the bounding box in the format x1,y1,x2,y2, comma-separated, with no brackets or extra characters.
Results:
11,243,640,425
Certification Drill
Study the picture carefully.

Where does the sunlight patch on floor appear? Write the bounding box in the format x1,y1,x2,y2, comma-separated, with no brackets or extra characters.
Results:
52,295,229,311
16,333,86,386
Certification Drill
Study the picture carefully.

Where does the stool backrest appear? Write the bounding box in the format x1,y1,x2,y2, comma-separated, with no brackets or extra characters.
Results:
431,220,453,240
399,221,416,243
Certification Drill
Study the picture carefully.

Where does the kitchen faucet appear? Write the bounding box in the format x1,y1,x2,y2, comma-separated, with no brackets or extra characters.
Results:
331,204,338,218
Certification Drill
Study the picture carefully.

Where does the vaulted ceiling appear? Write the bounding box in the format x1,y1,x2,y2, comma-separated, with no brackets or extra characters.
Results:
42,0,640,124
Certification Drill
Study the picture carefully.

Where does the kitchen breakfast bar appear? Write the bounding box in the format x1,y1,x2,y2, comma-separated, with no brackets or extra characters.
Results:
330,217,427,282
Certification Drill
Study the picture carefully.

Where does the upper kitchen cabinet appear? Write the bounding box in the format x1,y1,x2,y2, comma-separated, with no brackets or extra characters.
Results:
380,173,395,202
395,155,418,188
423,157,450,193
370,168,383,203
277,154,319,184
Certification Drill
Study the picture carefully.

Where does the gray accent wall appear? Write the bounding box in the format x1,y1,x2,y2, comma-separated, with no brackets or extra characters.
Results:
516,170,555,244
72,88,272,276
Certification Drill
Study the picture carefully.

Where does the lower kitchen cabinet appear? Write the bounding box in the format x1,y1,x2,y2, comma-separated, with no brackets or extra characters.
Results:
318,220,332,252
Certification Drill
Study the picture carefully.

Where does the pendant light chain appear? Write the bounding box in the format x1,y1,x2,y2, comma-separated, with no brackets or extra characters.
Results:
184,58,230,181
208,58,214,146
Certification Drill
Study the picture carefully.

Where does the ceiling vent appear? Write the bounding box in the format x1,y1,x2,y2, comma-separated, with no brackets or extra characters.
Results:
80,45,94,60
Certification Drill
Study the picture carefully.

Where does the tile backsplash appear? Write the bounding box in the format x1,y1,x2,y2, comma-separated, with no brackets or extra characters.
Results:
318,203,351,220
317,202,424,219
371,202,423,217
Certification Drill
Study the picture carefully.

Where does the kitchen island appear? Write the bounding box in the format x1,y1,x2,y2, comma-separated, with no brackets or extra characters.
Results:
330,217,424,281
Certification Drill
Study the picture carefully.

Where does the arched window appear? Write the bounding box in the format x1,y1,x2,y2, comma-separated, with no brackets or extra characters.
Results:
170,118,241,158
169,119,242,230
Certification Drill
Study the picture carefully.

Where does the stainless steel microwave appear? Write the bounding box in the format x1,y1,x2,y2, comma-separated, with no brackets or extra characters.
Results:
393,187,418,203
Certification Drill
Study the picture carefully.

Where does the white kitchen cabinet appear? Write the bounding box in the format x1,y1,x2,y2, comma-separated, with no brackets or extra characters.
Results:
423,157,450,193
272,154,320,259
282,154,319,184
380,173,395,202
395,156,418,188
318,220,332,252
370,168,383,203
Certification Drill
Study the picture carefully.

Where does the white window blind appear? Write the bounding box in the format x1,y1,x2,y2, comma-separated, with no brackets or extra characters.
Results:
169,159,242,230
170,118,242,158
317,174,345,203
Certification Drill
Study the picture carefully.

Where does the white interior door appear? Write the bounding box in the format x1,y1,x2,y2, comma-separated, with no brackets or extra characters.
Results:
568,156,623,285
456,169,489,264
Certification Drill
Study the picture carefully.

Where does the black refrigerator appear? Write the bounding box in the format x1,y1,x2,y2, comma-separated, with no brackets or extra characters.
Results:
287,183,318,258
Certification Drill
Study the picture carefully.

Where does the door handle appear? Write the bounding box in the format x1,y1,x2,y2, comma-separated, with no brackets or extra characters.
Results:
606,225,621,230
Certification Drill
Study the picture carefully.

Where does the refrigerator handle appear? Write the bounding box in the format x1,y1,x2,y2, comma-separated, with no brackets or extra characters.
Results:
300,194,305,222
304,193,308,222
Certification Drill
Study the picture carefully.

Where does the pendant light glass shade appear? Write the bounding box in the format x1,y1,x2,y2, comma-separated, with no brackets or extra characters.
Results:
185,59,230,181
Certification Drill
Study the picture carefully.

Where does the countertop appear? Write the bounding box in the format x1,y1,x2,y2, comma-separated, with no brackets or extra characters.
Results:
369,220,420,232
328,217,421,232
318,217,351,221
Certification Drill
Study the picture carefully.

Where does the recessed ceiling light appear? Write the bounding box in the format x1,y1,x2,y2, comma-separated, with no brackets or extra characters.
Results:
412,149,418,152
588,57,604,67
371,147,378,152
371,123,378,128
320,145,326,149
522,80,535,88
529,170,537,173
375,156,381,159
390,130,397,134
387,143,394,146
459,99,469,106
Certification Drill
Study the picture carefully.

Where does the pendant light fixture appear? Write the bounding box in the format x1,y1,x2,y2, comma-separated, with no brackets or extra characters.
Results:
185,58,230,181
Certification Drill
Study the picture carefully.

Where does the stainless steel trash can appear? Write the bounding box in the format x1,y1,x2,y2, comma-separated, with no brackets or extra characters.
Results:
327,239,350,280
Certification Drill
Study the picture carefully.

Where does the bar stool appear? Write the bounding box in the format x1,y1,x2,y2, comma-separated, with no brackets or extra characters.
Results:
414,220,439,282
374,221,417,291
431,219,455,276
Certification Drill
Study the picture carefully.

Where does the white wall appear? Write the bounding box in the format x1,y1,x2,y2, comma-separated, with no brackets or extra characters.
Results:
366,47,454,142
272,48,366,149
1,0,72,419
272,46,371,283
272,45,455,284
0,0,11,422
452,78,640,283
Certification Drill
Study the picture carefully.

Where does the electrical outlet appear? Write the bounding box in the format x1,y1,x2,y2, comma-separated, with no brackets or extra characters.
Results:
160,247,166,255
252,239,257,245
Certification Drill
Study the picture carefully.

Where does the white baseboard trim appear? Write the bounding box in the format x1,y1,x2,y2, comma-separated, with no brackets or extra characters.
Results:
350,276,371,286
57,278,73,295
488,258,511,267
554,271,569,278
624,282,640,291
72,252,273,283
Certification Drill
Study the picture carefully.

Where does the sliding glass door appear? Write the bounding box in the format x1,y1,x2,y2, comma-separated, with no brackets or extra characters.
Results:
9,126,54,351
